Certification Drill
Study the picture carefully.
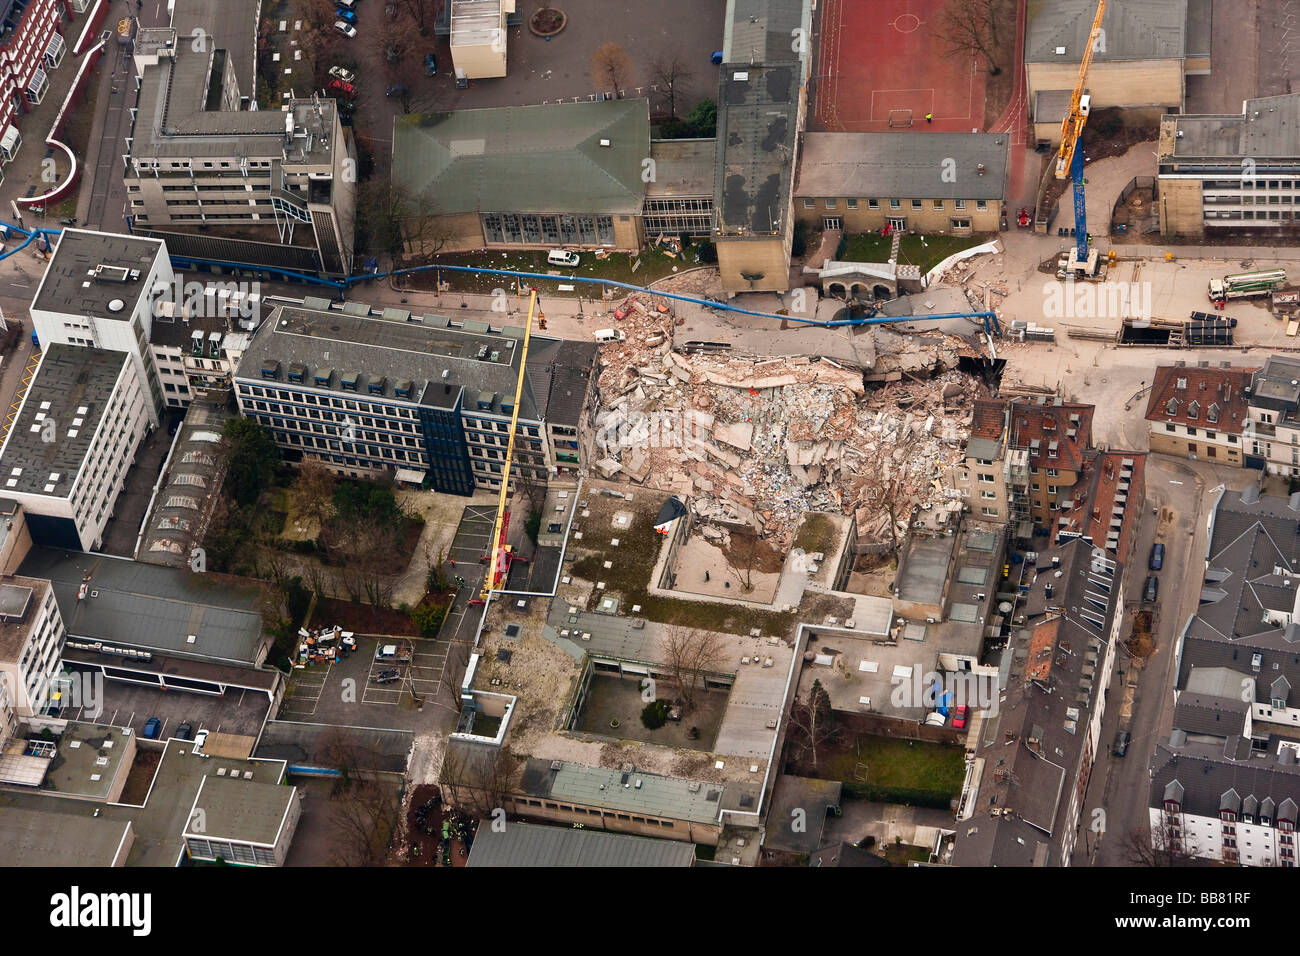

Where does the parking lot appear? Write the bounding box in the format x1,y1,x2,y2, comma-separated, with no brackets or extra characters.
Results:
280,634,458,730
59,672,272,740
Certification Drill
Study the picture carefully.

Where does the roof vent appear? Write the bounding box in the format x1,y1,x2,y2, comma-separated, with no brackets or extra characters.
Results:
107,298,125,313
599,139,611,147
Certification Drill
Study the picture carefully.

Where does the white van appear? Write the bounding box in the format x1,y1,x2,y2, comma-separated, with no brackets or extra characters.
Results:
593,328,625,342
924,712,947,727
547,249,580,267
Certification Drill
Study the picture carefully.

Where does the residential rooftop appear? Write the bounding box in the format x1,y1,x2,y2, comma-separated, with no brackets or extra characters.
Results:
31,230,164,322
1145,363,1254,432
0,345,129,499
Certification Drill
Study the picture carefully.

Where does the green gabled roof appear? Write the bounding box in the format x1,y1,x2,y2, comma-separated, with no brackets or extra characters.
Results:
392,100,650,216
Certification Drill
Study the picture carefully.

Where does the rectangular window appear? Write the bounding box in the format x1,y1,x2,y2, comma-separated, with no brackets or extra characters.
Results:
846,198,858,209
933,199,944,209
824,198,837,209
802,198,814,209
911,199,923,210
890,198,901,209
976,200,988,210
867,199,879,209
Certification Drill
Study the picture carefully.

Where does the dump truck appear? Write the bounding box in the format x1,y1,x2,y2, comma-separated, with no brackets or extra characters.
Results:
1208,269,1287,303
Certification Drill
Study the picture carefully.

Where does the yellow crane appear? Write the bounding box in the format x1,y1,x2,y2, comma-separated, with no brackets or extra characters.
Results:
477,288,542,604
1054,0,1106,271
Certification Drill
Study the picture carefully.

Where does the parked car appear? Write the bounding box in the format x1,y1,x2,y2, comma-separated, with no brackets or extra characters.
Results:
1113,730,1131,757
193,729,209,753
336,8,357,25
327,78,357,98
337,0,355,7
1149,542,1165,571
952,705,969,730
424,52,438,75
142,717,161,739
328,65,356,84
176,722,193,740
1144,574,1159,603
334,20,357,37
547,249,580,267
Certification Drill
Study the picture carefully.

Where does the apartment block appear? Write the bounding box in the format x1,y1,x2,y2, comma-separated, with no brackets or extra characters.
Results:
124,0,354,276
1155,486,1300,865
795,133,1005,237
1145,361,1255,465
234,302,597,493
0,345,148,552
1244,355,1300,475
0,0,70,166
952,397,1095,532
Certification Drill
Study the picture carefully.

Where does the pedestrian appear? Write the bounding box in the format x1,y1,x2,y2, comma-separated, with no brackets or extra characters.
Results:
449,557,455,567
925,112,933,124
705,570,710,582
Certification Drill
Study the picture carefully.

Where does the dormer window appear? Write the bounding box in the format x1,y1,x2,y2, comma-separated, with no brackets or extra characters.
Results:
1208,403,1219,423
1188,400,1200,420
1166,398,1179,415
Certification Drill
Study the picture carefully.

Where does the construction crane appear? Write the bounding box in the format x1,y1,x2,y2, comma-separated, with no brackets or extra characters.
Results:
476,288,542,605
1054,0,1106,276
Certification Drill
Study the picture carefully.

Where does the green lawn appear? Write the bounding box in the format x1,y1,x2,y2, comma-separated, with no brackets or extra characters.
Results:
401,244,703,297
838,233,990,273
820,736,965,801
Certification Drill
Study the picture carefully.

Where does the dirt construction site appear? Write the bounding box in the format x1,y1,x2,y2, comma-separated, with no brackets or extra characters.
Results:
587,293,992,553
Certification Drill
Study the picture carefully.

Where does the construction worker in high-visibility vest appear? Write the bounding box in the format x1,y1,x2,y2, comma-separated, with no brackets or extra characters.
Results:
925,112,933,124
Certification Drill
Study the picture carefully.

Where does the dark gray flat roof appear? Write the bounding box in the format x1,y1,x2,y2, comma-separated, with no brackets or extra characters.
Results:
32,229,164,322
716,64,799,235
239,304,555,420
1166,94,1300,160
796,133,1008,201
0,345,128,498
647,139,719,199
467,821,695,866
1026,0,1188,63
18,548,269,665
186,775,295,846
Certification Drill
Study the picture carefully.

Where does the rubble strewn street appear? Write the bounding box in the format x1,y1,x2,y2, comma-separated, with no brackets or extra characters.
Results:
590,291,990,549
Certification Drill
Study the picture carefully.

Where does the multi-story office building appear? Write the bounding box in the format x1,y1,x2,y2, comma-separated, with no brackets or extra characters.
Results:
0,0,71,166
30,229,172,424
1158,94,1300,238
0,345,148,551
1145,361,1255,465
234,302,597,492
0,576,65,729
124,0,354,276
150,311,251,409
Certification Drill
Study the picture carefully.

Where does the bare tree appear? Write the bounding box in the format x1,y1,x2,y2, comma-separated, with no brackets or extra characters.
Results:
591,42,634,97
661,625,726,712
938,0,1003,75
395,0,437,36
788,679,838,770
649,52,693,120
289,461,337,532
357,179,451,263
1120,819,1201,867
439,743,520,818
328,777,399,866
723,529,759,593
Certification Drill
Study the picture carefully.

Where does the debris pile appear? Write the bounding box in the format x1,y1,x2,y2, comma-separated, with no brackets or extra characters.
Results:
590,294,988,549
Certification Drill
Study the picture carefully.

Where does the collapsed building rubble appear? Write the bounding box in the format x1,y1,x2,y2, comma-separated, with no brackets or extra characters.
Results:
589,291,991,551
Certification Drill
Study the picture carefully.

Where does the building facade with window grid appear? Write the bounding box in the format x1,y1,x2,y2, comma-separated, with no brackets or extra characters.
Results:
1158,94,1300,238
235,303,592,494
